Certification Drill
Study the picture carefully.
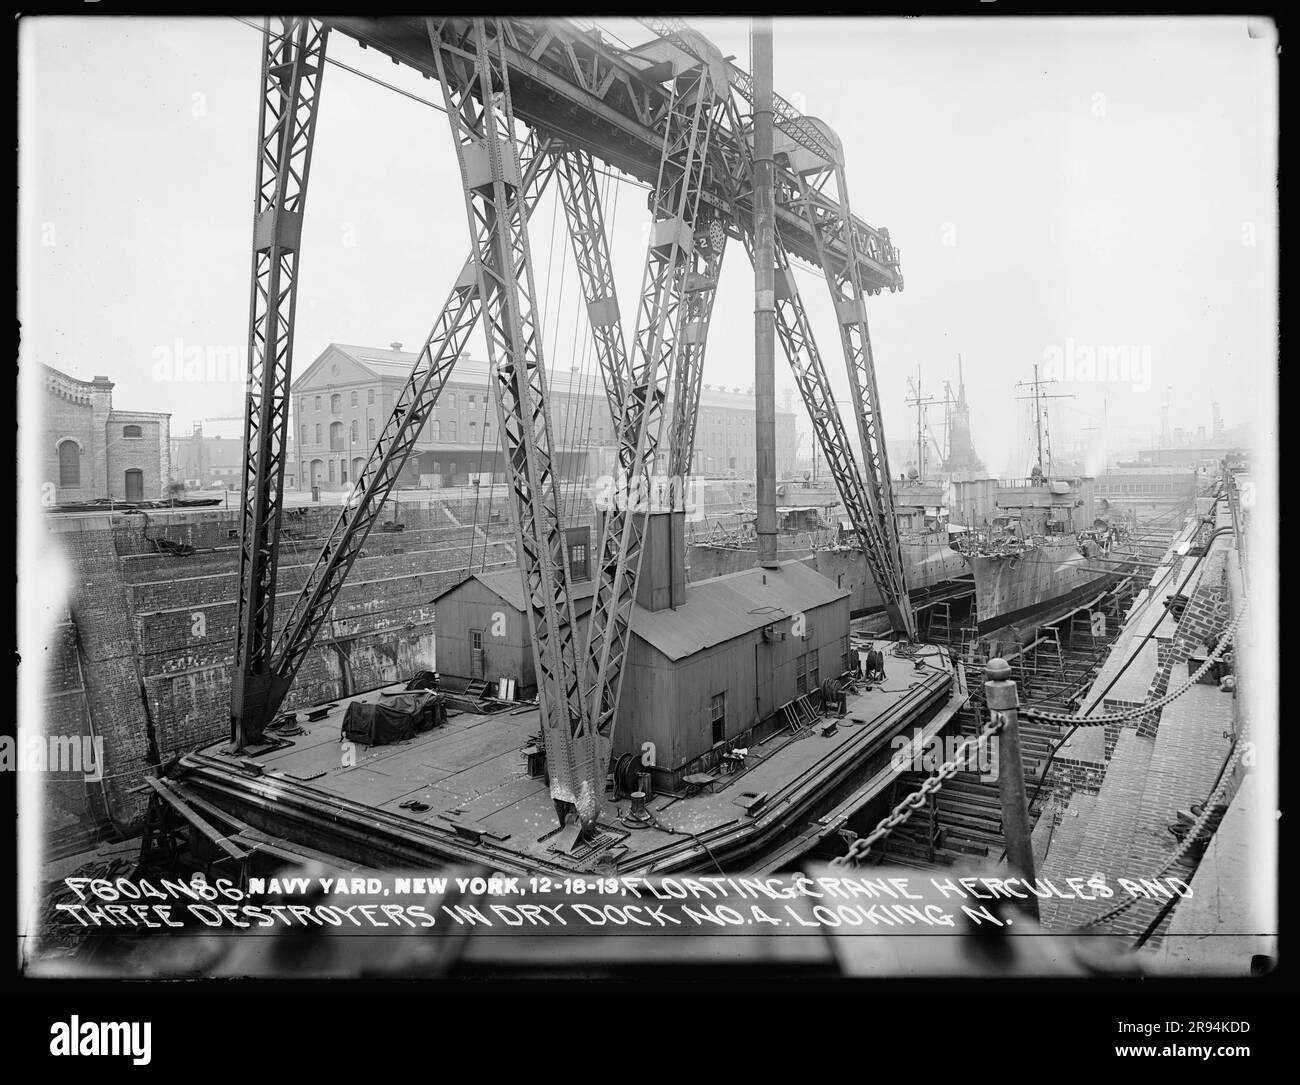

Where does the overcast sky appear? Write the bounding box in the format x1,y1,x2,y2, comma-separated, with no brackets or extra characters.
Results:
19,15,1277,478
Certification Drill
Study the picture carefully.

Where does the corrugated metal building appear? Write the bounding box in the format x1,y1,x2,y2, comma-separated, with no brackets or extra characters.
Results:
433,512,853,785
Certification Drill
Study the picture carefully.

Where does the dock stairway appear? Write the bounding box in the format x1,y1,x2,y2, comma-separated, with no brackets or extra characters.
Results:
463,678,488,700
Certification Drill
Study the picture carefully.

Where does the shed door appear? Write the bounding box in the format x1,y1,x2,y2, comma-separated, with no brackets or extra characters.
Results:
470,629,484,680
124,469,144,501
755,643,773,722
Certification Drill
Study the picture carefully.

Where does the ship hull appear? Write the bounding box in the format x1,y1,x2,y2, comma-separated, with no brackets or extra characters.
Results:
964,540,1136,650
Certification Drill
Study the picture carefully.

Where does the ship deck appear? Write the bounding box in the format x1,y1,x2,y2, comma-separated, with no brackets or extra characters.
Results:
168,640,962,877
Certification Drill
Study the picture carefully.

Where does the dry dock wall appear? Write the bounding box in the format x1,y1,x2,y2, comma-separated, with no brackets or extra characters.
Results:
40,499,597,839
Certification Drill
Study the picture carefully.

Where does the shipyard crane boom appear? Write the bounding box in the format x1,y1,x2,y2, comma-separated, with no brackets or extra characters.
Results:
227,15,912,827
641,16,917,638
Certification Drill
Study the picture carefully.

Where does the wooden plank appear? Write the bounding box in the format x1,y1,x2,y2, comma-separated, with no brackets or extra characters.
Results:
146,778,248,863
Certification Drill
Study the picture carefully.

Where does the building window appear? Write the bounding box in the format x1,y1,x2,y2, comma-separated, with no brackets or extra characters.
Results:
447,392,457,409
301,426,308,447
57,440,80,486
448,421,458,442
431,420,442,441
350,420,359,443
569,541,588,581
432,461,441,476
330,394,341,415
328,460,335,483
315,423,322,444
450,461,457,478
468,420,477,442
314,396,321,411
329,421,344,451
483,421,490,443
122,424,143,438
796,651,819,696
367,389,375,405
468,394,476,409
367,418,376,441
710,693,726,745
350,391,358,407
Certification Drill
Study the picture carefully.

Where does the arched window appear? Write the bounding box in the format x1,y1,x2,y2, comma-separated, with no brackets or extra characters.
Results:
430,420,442,441
57,440,80,487
367,418,376,441
330,394,341,415
367,389,375,405
329,421,344,450
350,391,358,407
122,424,142,439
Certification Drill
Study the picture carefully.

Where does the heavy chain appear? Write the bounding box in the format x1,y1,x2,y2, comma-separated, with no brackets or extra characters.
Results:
1078,723,1250,931
830,715,1007,867
1021,605,1244,727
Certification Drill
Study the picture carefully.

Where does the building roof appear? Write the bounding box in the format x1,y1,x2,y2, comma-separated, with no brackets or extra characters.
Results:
631,561,848,661
434,560,847,663
435,568,599,613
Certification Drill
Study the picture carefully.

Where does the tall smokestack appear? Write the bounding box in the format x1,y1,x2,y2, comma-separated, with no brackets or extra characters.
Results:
753,17,778,569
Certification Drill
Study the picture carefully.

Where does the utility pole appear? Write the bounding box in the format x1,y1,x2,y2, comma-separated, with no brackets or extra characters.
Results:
753,16,778,568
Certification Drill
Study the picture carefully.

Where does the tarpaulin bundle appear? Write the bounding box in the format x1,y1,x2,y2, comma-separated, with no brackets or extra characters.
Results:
340,692,445,747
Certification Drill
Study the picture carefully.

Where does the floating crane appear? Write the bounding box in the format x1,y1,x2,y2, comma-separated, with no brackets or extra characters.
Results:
227,16,915,837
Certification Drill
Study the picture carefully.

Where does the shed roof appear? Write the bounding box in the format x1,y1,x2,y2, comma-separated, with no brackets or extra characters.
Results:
434,560,847,663
631,561,848,661
434,568,598,613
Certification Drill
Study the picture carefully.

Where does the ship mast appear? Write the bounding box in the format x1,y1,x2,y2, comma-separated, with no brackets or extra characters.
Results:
905,366,937,479
1015,363,1072,478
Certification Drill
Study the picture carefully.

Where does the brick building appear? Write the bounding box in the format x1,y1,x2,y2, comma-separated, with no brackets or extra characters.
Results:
42,365,171,503
289,342,799,491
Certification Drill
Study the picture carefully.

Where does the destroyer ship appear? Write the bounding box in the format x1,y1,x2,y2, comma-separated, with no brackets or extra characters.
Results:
951,472,1136,658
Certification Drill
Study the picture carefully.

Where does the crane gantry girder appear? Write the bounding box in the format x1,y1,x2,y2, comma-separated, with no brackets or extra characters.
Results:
253,142,560,724
429,17,593,824
582,50,729,782
667,229,728,483
324,17,900,294
230,17,330,750
552,147,631,426
711,92,902,625
797,164,915,639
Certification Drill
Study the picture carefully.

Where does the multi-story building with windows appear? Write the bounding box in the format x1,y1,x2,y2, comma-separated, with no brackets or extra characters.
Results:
290,343,799,490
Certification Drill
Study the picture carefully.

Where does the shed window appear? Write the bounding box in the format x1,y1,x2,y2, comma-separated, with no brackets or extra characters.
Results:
796,651,819,697
710,693,726,745
122,424,143,438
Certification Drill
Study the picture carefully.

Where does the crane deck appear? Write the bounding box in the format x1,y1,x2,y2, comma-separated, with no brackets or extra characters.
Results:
166,640,962,877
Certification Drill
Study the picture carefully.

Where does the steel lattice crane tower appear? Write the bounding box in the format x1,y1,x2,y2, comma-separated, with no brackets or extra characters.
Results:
227,15,915,836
